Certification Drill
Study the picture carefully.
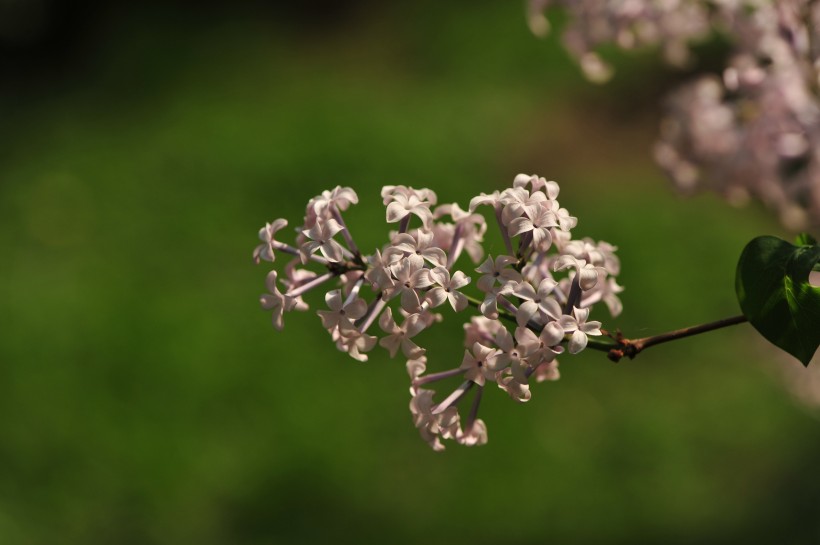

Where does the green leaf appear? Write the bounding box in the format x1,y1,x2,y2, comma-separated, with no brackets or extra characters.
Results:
736,235,820,366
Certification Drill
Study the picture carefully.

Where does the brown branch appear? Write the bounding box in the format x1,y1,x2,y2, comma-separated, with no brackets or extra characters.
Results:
605,315,749,362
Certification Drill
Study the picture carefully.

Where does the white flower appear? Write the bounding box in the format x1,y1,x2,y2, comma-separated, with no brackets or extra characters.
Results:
475,255,521,292
253,219,288,264
317,289,368,331
300,218,347,263
497,372,532,402
547,200,578,231
558,306,603,354
531,359,560,383
488,326,538,382
513,277,561,327
459,342,501,387
260,270,286,330
382,185,437,206
312,186,359,216
410,387,460,451
507,204,557,250
406,355,427,379
385,190,434,228
433,203,488,265
364,249,400,291
479,281,516,320
513,173,560,199
335,327,377,362
514,325,564,362
390,229,447,267
456,418,488,446
554,254,607,290
468,190,503,212
426,267,471,312
500,186,548,224
389,255,433,312
281,259,314,311
378,308,427,359
463,315,506,348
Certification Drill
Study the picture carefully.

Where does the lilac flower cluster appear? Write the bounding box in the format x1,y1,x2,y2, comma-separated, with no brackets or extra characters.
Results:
527,0,713,82
254,175,623,449
529,0,820,230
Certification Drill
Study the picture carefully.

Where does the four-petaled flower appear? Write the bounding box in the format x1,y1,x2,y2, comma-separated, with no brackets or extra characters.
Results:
559,306,603,354
507,205,558,250
385,192,434,228
497,373,532,402
389,255,433,312
460,342,501,386
317,289,368,331
391,230,447,267
365,249,400,291
514,173,559,200
300,218,347,263
335,326,377,362
475,255,521,292
554,254,608,290
312,186,359,215
379,307,427,358
479,281,516,320
260,270,287,330
253,219,288,264
426,267,471,312
501,186,548,224
456,419,488,446
488,326,531,378
513,277,560,327
410,387,460,451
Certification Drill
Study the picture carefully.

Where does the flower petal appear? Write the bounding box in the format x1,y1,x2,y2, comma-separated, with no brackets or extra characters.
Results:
429,267,450,287
517,300,538,327
568,330,588,354
425,287,448,308
400,288,421,312
540,321,565,346
324,289,344,311
449,291,468,312
386,202,408,223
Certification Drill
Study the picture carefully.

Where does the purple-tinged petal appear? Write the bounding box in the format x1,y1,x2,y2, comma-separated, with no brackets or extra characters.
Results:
429,267,450,287
324,289,344,311
517,300,538,327
568,330,588,354
400,288,421,312
386,202,408,223
540,321,565,346
449,291,468,312
425,288,448,309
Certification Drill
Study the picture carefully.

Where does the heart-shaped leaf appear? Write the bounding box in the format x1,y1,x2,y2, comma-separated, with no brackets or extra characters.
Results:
736,235,820,366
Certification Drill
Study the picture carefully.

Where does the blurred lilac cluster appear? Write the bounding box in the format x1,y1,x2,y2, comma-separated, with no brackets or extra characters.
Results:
529,0,820,230
254,175,623,449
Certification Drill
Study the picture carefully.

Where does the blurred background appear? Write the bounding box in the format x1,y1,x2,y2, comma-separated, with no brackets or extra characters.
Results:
2,1,819,543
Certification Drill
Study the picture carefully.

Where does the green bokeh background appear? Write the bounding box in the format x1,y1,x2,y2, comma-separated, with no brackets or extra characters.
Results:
2,2,819,544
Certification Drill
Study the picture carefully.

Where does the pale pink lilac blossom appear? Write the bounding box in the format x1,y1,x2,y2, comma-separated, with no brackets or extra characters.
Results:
559,306,604,354
426,267,471,312
254,175,622,449
300,218,347,263
378,307,427,359
253,219,288,264
529,0,820,230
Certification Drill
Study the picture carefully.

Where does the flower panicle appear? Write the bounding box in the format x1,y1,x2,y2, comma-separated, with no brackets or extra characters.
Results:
529,0,820,230
253,175,623,449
